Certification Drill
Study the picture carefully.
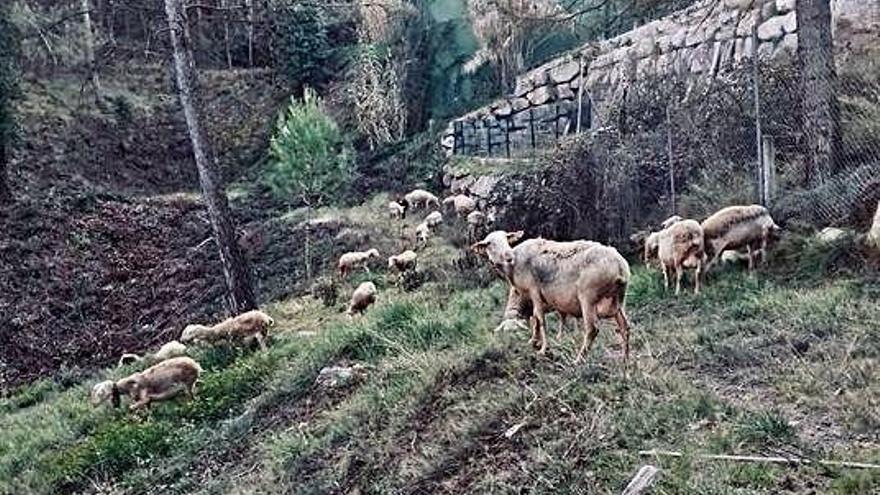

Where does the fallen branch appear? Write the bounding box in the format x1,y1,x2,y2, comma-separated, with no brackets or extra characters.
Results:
639,449,880,470
621,465,660,495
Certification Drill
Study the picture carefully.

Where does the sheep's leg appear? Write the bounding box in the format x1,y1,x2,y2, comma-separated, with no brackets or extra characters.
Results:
675,264,683,295
254,332,268,352
530,293,547,355
694,262,702,295
662,263,669,290
556,313,567,340
746,245,755,273
614,307,631,363
575,299,599,364
129,392,151,411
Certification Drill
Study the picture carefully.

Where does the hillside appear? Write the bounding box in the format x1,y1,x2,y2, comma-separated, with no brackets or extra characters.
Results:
2,193,879,493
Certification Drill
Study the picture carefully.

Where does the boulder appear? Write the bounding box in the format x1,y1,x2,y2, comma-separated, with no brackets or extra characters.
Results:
757,14,792,41
549,60,581,83
776,0,796,14
315,364,369,389
527,85,555,106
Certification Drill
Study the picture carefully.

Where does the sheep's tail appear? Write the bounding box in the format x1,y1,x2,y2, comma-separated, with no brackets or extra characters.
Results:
118,353,142,367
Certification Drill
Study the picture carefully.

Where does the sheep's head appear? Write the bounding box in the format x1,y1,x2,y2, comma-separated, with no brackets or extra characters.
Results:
90,380,117,407
367,249,380,259
471,230,524,278
181,324,209,343
388,256,397,269
660,215,683,229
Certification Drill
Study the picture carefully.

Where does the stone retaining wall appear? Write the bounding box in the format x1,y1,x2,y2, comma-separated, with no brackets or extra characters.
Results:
441,0,879,157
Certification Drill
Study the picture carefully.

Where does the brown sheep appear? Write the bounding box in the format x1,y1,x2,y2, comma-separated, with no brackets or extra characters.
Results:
91,357,202,411
388,250,418,272
347,282,377,316
180,310,274,351
702,205,780,273
404,189,440,210
338,249,381,277
473,231,631,363
656,219,706,294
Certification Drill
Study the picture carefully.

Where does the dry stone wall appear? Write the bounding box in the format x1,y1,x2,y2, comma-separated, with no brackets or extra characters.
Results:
441,0,879,157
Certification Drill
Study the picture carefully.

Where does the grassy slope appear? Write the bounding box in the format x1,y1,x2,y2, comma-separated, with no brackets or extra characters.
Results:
1,201,879,495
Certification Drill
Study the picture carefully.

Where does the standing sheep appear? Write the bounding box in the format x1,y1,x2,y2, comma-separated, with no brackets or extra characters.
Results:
702,205,780,273
180,310,275,351
388,201,407,220
347,281,377,316
656,219,706,294
404,189,440,210
338,249,381,277
91,357,203,411
118,340,188,367
388,250,418,272
472,231,631,363
424,210,444,229
442,194,477,217
415,222,431,246
467,211,492,241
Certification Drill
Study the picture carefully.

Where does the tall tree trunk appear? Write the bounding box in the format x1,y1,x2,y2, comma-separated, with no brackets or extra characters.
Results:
164,0,257,314
222,0,232,69
246,0,254,67
81,0,101,101
797,0,838,186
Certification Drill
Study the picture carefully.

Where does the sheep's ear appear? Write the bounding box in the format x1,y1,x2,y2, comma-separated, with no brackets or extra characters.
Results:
507,231,525,244
471,240,489,254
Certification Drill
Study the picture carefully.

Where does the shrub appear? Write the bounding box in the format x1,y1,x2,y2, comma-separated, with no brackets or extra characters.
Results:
265,89,354,206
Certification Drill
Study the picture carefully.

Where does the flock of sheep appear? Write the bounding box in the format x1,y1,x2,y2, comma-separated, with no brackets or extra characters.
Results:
90,186,783,414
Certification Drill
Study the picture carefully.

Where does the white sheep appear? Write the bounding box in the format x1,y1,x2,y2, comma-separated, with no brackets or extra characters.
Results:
656,219,706,295
660,215,683,229
442,194,477,217
91,356,203,411
415,222,431,246
388,250,418,272
424,210,444,229
466,210,492,241
388,201,407,220
702,205,780,273
347,281,377,316
404,189,440,210
643,231,661,265
472,231,631,363
337,249,381,277
180,310,275,351
118,340,188,367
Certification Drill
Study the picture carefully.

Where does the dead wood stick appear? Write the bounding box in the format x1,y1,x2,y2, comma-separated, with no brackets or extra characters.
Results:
621,465,660,495
639,449,880,470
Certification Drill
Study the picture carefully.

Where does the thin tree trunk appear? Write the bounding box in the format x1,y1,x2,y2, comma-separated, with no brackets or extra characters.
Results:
222,0,232,69
246,0,254,67
81,0,101,101
797,0,838,186
164,0,257,314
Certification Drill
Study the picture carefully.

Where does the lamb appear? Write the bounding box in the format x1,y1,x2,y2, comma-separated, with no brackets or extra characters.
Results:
388,201,407,220
472,231,631,363
424,210,444,229
442,194,477,217
338,249,381,277
388,250,418,272
347,281,377,316
404,189,440,210
415,222,431,246
91,357,202,411
118,340,188,367
701,205,780,273
656,219,706,294
180,310,274,351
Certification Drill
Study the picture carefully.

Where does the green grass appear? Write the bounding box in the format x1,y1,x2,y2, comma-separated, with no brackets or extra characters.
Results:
2,223,879,494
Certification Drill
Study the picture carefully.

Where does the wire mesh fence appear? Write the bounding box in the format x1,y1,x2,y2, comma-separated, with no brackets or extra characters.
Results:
448,32,880,238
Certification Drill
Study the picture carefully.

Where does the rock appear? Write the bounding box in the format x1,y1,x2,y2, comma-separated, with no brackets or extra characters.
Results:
776,0,796,13
781,10,797,33
450,175,476,195
527,85,555,106
470,174,502,199
315,364,369,389
736,9,760,37
724,0,754,10
491,100,513,118
549,60,580,83
514,77,533,97
757,14,791,41
817,227,849,243
556,84,575,100
773,33,798,60
762,1,778,20
511,97,530,112
689,44,712,72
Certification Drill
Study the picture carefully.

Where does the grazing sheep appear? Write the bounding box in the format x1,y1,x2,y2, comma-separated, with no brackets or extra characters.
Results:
347,282,377,316
338,249,381,277
643,231,661,264
388,201,407,220
414,222,431,247
424,210,444,229
404,189,440,210
180,310,274,351
388,250,418,272
656,219,706,295
702,205,780,273
660,215,683,229
118,340,188,367
472,231,631,363
442,194,478,217
91,357,202,411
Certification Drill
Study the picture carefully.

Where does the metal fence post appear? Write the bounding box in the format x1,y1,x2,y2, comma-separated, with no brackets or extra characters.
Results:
505,118,511,158
752,29,764,204
486,119,492,157
762,135,776,206
529,108,536,149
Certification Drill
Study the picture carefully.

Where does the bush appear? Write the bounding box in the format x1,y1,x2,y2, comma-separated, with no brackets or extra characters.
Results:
265,89,354,205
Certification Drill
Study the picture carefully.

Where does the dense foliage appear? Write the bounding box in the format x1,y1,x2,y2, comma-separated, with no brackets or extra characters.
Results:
0,3,20,198
265,89,354,206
